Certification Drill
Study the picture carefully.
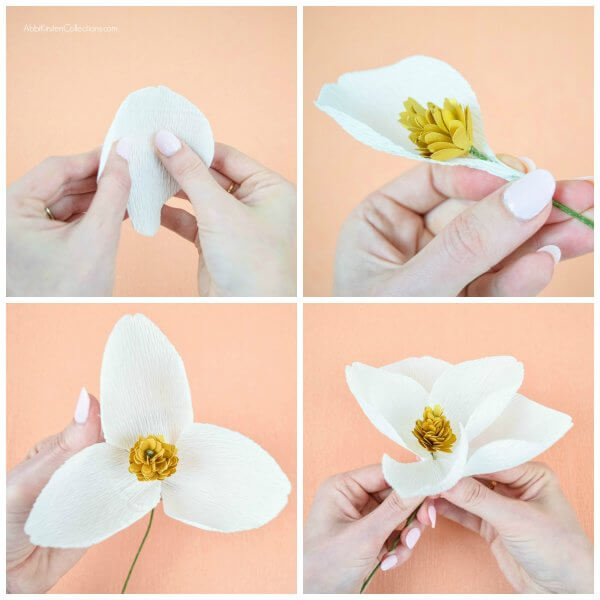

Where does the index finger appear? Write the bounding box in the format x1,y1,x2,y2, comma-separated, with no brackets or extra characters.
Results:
344,463,391,495
211,142,268,183
376,162,507,215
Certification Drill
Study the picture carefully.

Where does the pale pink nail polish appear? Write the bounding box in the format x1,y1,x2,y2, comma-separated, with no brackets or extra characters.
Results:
380,554,398,571
74,387,90,424
116,137,134,162
502,169,555,220
537,244,561,265
405,527,421,549
155,129,182,157
428,504,437,528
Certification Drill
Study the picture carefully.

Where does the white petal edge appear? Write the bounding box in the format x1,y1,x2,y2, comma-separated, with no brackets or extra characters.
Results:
98,86,215,236
100,314,194,450
162,423,291,532
316,55,520,180
463,393,573,477
382,424,468,497
430,356,524,441
382,356,452,392
346,362,429,457
25,443,160,548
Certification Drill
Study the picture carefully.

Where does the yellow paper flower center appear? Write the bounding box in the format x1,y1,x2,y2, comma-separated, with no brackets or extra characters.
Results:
129,435,178,481
399,97,474,161
412,405,456,454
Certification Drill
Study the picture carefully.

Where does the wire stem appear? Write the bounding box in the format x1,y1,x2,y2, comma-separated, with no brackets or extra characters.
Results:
359,502,423,594
121,508,155,593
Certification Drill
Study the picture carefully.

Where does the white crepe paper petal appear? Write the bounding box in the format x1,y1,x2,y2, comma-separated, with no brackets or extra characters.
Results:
382,424,468,497
25,443,161,548
463,393,573,477
98,86,215,236
100,313,193,450
346,356,572,497
316,55,522,181
382,356,451,392
429,356,524,441
162,423,291,532
346,362,429,457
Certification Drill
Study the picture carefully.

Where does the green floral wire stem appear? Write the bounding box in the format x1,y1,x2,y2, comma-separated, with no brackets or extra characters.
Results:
121,508,155,593
359,501,424,594
467,147,594,229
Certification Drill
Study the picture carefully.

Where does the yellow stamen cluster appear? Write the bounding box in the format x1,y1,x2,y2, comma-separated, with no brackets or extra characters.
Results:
399,97,473,161
129,435,178,481
413,405,456,454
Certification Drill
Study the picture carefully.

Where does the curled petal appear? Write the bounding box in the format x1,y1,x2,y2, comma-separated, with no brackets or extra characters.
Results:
463,394,573,477
100,314,194,450
162,424,290,532
25,443,160,548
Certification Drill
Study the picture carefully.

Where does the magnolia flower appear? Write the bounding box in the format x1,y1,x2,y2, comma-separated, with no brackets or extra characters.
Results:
316,55,524,181
346,356,572,497
26,314,290,548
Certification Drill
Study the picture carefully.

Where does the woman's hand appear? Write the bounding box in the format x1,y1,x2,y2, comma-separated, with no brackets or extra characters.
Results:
7,389,103,593
155,132,296,297
437,462,593,593
304,464,434,593
334,156,593,296
7,141,132,296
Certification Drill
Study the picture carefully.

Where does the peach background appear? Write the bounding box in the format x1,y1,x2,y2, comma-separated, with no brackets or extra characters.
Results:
7,7,296,296
7,304,296,593
304,7,593,297
304,303,593,593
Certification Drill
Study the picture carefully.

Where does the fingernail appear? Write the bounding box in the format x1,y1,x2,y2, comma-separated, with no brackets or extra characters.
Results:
518,156,537,173
497,153,528,174
428,504,436,528
116,137,134,162
537,244,561,264
405,527,421,549
74,387,90,424
573,176,593,183
380,554,398,571
155,129,182,157
502,169,555,220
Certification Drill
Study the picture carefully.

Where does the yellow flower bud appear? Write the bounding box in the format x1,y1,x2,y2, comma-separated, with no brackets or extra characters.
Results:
412,404,456,453
129,434,178,481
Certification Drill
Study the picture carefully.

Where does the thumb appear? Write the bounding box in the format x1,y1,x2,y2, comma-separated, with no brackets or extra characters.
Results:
8,388,103,510
358,492,424,543
154,129,237,228
83,139,132,234
441,477,528,534
401,169,556,296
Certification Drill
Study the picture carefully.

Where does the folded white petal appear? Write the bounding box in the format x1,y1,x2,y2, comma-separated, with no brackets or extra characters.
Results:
463,394,573,477
382,424,468,497
25,443,160,548
346,362,429,457
383,356,451,392
100,314,194,450
316,55,519,180
430,356,523,441
98,86,215,236
162,423,290,532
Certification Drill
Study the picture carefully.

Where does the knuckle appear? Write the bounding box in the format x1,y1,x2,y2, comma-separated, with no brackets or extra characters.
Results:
442,212,486,264
54,431,72,455
103,167,131,195
174,154,205,183
386,492,410,513
460,480,488,507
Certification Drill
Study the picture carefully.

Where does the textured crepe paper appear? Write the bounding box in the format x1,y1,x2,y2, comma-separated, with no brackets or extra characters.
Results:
346,356,573,497
25,314,290,548
316,55,522,181
98,86,215,237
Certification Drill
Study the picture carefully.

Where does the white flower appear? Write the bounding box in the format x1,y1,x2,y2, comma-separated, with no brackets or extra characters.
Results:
346,356,572,497
316,55,520,181
25,314,291,548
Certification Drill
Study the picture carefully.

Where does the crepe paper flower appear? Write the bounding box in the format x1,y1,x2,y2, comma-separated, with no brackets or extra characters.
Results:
25,314,291,593
317,55,593,228
346,356,572,498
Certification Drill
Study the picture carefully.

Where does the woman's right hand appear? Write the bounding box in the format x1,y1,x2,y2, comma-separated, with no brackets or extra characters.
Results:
437,462,593,593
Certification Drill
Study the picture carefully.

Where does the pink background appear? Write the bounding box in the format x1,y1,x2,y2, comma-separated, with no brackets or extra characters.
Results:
304,6,593,296
304,303,593,593
7,304,297,593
